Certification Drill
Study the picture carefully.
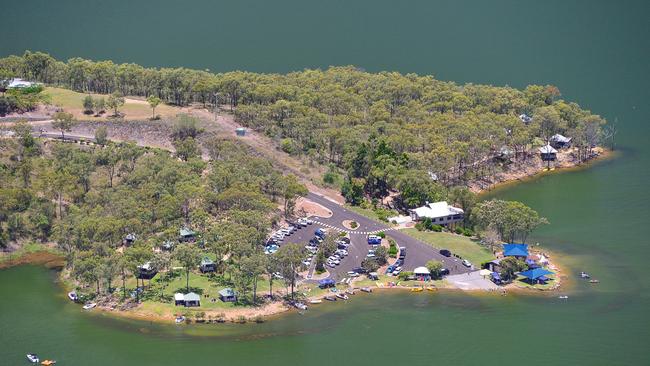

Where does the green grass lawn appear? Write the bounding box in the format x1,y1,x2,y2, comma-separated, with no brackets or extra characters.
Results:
44,87,180,121
402,229,495,266
345,204,397,224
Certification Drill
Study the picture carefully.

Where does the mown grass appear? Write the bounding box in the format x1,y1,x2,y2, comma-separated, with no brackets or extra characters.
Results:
402,229,495,266
44,87,180,121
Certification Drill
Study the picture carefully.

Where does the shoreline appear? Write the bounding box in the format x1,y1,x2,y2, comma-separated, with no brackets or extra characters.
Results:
472,147,617,196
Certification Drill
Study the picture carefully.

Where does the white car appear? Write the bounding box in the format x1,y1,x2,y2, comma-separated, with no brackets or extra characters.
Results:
327,262,336,268
305,219,314,225
347,271,360,278
302,260,311,266
462,259,472,268
366,253,376,258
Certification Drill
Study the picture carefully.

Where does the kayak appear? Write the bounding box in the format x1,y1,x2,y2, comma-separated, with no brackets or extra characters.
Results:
26,354,40,363
41,360,57,366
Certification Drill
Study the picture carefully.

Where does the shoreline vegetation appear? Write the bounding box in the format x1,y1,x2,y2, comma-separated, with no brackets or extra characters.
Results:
0,50,611,324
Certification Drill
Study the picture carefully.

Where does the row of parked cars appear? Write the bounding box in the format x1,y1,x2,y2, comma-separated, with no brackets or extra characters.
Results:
302,227,329,267
266,218,314,255
439,248,472,268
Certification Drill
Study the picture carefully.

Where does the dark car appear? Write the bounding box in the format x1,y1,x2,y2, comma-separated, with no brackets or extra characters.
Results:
399,247,406,259
439,249,452,257
440,268,450,276
395,259,404,267
352,267,367,274
340,237,351,244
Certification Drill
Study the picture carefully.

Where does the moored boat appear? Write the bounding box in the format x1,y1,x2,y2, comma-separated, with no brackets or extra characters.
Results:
293,302,308,310
175,315,186,324
345,289,355,295
580,271,590,279
324,296,337,301
82,302,96,310
360,287,372,293
335,293,348,300
558,295,569,299
410,287,423,292
309,299,322,304
26,354,40,363
67,291,78,302
41,360,56,366
589,279,600,283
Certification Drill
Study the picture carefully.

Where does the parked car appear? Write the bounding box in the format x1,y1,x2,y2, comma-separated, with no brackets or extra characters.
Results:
392,268,402,276
385,265,396,274
337,243,349,250
399,247,406,259
366,253,376,258
347,271,360,277
440,268,450,276
395,259,404,266
302,260,311,266
352,267,367,274
315,228,326,238
367,235,381,245
462,259,472,268
340,237,350,244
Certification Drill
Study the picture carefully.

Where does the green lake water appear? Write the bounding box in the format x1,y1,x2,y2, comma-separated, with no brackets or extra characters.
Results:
1,0,649,365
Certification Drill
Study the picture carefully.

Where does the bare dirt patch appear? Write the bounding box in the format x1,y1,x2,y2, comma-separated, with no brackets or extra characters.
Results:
295,197,332,218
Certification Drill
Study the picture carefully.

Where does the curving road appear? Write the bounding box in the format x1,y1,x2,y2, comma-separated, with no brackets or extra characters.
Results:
305,193,471,280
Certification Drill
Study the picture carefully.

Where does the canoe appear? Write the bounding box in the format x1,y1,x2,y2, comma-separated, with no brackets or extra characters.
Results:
426,287,437,291
410,287,423,292
41,360,56,366
309,299,322,304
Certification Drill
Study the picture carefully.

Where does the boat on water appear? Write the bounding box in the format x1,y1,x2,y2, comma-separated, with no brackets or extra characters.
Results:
82,302,97,310
324,296,337,301
67,291,78,302
26,354,40,363
309,299,322,304
335,293,348,300
589,279,600,284
410,287,423,292
41,360,56,366
426,287,437,292
293,302,308,310
558,295,569,299
580,271,590,279
175,316,186,324
360,287,372,293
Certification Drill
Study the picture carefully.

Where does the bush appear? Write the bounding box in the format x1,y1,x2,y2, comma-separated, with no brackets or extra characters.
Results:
350,221,358,229
377,231,386,238
430,224,442,232
398,271,414,280
280,138,295,154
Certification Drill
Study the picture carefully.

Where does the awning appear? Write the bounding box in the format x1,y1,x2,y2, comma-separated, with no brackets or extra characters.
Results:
520,268,554,280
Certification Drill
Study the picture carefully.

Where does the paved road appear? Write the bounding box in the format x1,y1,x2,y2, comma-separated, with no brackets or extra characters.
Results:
23,132,471,280
305,193,471,280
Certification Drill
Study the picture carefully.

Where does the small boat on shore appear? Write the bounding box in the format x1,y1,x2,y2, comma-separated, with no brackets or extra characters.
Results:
324,296,337,301
360,287,372,293
26,354,40,363
589,279,600,284
293,302,308,310
580,271,590,279
41,360,56,366
67,291,78,302
82,302,97,310
335,293,348,300
175,316,186,324
410,287,423,292
345,289,355,295
426,287,437,292
309,299,322,304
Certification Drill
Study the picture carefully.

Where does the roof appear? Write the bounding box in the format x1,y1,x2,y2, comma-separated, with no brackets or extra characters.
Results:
179,227,195,237
410,201,464,219
413,266,431,275
219,288,236,297
520,268,554,280
184,292,200,301
539,144,558,154
503,244,529,257
551,134,572,143
174,293,185,301
7,78,35,88
200,257,214,265
138,262,154,271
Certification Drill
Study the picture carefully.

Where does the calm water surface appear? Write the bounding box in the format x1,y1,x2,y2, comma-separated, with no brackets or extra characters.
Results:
1,0,649,365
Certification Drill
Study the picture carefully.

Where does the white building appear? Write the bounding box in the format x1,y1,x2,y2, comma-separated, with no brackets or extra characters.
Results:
6,78,36,89
409,201,464,225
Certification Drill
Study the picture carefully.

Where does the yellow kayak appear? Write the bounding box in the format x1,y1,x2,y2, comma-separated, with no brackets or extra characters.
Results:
41,361,57,366
410,287,423,292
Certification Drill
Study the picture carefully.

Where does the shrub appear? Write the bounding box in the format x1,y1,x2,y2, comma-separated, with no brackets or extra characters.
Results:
377,231,386,238
455,227,464,235
398,271,414,280
430,224,442,232
415,222,424,231
350,221,358,229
